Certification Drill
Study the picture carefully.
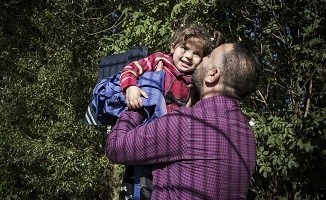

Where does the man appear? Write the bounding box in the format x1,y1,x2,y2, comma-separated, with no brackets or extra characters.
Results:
105,41,262,199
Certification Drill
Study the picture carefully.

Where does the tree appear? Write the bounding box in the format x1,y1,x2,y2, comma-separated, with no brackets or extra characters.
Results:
0,0,121,199
1,0,325,199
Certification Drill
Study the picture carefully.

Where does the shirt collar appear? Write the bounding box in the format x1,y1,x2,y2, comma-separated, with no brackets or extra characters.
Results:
163,53,193,84
194,95,240,108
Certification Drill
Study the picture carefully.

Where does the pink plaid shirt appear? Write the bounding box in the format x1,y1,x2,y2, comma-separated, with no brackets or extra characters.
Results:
106,96,257,199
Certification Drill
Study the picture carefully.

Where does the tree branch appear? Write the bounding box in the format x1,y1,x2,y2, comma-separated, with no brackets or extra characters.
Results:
303,78,313,118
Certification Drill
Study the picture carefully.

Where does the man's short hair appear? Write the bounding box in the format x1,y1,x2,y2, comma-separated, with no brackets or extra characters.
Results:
222,41,262,99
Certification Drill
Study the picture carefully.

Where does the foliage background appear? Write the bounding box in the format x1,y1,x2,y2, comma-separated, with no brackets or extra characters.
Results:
0,0,325,199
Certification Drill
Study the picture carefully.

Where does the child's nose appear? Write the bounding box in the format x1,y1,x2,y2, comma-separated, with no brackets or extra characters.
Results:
185,51,193,59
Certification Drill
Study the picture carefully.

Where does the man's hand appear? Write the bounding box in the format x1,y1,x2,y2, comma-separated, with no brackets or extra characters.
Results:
185,84,197,107
126,86,148,109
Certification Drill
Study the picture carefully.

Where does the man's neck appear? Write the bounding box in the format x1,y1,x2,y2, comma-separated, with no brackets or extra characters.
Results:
200,85,240,100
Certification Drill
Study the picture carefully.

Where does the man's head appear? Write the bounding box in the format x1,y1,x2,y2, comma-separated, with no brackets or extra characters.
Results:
192,41,262,100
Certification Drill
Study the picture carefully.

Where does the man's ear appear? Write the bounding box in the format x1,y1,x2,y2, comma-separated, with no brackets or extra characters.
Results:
205,68,220,83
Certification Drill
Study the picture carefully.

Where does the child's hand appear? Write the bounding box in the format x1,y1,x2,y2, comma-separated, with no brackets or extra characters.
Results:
126,86,148,109
155,61,164,71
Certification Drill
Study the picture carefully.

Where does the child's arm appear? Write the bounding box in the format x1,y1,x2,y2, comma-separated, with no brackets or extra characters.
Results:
120,53,159,91
121,53,165,109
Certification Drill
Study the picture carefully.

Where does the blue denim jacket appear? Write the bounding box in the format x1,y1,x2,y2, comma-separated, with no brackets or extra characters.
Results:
92,70,167,124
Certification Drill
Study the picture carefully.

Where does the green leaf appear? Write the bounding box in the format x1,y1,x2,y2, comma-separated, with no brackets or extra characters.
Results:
171,3,183,17
308,38,323,46
304,141,314,152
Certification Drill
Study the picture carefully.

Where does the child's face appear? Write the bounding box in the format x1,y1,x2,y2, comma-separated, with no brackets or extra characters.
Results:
171,39,204,73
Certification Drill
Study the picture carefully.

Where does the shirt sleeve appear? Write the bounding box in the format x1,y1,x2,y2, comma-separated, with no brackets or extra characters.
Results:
105,109,188,165
120,53,158,92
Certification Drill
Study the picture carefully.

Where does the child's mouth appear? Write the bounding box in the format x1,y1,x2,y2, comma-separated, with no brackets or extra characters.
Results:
181,60,191,67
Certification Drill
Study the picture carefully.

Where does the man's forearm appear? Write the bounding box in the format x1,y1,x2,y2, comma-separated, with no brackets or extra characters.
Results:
105,108,185,165
105,110,146,164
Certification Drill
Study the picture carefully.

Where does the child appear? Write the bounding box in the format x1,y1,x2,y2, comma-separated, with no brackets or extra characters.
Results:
117,23,222,200
120,23,214,112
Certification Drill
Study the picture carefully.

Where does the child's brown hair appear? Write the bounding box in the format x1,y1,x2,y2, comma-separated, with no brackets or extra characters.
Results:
169,23,225,56
169,23,213,56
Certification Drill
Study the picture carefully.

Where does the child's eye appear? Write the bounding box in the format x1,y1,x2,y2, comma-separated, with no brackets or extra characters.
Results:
193,54,201,59
194,52,203,57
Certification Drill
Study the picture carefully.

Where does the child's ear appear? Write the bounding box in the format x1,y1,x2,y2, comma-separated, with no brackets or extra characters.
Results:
170,43,175,53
